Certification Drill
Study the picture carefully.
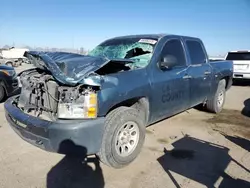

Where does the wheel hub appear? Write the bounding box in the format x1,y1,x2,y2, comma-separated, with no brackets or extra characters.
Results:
120,131,130,144
217,91,224,107
115,121,140,157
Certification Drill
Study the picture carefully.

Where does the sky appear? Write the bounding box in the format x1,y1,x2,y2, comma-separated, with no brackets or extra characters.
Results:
0,0,250,56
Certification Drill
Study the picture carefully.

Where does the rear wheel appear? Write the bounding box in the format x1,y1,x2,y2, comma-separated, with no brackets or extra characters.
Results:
206,79,226,113
97,107,145,168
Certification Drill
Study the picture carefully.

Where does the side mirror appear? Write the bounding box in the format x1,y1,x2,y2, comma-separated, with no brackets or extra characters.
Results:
159,55,177,70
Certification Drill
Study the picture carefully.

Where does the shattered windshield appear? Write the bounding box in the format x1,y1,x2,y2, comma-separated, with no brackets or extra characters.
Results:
88,37,158,68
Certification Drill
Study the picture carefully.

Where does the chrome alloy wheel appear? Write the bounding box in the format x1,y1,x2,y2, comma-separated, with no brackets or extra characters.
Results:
114,121,140,157
217,90,224,108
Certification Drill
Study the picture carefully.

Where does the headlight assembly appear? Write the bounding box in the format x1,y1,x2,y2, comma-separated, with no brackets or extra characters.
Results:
57,92,98,119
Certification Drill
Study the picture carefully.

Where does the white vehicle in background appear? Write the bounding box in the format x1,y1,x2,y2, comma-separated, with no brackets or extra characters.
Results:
225,50,250,80
0,47,29,67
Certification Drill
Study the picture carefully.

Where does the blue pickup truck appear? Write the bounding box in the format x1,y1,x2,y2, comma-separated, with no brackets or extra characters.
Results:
4,34,233,168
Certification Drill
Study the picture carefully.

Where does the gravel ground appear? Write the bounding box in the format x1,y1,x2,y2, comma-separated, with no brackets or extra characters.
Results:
0,64,249,188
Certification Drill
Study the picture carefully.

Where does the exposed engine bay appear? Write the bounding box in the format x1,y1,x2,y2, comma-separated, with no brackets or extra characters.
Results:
16,68,98,120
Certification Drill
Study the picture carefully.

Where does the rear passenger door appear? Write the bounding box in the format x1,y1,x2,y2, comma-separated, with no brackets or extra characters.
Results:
185,40,212,107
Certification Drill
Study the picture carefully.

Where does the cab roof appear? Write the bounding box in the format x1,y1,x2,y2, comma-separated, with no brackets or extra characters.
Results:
108,34,201,41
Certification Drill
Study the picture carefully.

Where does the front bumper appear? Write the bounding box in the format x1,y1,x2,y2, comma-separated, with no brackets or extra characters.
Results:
4,96,105,155
233,72,250,79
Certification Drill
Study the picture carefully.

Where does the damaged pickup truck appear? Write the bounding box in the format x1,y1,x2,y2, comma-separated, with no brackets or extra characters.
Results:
4,34,233,168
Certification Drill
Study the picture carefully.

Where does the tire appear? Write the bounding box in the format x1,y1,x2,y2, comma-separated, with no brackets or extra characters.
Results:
97,106,146,168
5,61,13,67
206,79,226,113
131,98,149,124
0,85,6,102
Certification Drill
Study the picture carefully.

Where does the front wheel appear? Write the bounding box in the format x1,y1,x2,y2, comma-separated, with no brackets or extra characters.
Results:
97,107,145,168
5,61,13,67
206,79,226,113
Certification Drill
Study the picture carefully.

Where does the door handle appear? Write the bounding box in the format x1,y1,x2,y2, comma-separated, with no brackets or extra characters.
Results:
204,71,211,75
182,75,192,79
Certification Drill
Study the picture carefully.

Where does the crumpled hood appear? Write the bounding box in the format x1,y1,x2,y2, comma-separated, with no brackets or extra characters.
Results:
24,51,132,86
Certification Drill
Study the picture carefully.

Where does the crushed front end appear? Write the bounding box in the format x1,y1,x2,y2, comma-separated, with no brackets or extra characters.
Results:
4,38,154,155
17,68,99,120
4,67,105,155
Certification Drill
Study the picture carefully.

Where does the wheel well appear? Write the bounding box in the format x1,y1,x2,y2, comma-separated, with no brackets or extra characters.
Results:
221,76,231,89
107,97,150,124
5,61,13,65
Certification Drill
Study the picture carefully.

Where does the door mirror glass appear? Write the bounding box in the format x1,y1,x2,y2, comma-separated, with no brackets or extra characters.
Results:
159,55,177,70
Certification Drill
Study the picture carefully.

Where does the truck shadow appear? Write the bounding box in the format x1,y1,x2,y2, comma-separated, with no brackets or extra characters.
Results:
221,133,250,152
47,140,105,188
242,98,250,117
157,135,250,188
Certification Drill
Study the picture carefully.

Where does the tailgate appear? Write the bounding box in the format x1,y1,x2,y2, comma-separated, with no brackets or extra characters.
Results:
232,60,250,73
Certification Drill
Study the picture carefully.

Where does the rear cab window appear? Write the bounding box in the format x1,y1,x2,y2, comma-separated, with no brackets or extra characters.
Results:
185,40,207,65
226,52,250,61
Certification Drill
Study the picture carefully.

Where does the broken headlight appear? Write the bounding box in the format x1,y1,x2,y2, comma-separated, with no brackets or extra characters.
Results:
57,92,98,119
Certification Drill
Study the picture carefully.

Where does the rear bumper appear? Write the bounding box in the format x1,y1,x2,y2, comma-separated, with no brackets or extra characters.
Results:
4,96,105,155
233,72,250,79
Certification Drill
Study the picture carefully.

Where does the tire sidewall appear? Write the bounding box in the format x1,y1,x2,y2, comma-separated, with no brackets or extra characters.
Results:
112,113,145,165
104,107,145,168
214,80,226,113
0,85,5,102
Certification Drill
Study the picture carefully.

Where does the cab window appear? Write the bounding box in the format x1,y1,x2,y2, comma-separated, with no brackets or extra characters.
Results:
186,40,207,65
160,39,187,67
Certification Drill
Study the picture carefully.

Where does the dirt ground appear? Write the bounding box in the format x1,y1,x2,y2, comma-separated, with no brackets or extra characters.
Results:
0,64,249,188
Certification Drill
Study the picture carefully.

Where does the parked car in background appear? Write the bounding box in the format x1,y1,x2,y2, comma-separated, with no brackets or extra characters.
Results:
0,65,20,102
5,34,233,168
225,50,250,80
22,57,31,64
0,55,23,67
0,47,29,67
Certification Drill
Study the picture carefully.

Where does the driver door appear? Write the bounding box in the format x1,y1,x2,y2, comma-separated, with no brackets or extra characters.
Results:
150,38,190,122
